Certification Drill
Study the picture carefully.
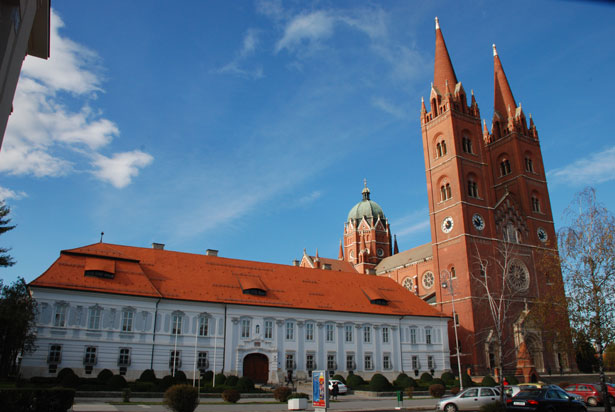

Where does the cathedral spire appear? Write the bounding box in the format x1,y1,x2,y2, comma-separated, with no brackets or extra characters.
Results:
493,44,516,120
433,17,458,96
338,239,344,260
393,234,399,255
362,178,370,200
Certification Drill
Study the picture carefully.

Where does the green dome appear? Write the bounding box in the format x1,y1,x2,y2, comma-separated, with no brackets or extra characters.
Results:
347,185,386,221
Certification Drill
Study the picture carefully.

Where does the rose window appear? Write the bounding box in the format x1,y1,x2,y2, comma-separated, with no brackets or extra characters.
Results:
507,260,530,291
422,272,435,290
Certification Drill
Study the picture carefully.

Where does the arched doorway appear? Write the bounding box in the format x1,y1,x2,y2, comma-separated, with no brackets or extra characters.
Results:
525,334,544,373
243,353,269,383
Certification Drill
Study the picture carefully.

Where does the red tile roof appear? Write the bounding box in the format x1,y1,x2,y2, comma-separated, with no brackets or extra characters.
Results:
30,243,446,318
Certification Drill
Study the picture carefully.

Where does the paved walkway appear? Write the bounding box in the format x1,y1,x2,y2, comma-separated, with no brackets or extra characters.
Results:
72,394,437,412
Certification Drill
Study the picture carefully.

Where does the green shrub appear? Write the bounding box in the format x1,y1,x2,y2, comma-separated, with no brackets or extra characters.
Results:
479,401,506,412
97,369,114,385
221,388,240,403
108,375,128,390
164,384,199,412
346,373,365,388
288,392,309,399
132,381,156,392
394,373,417,389
122,389,131,402
139,369,157,382
429,383,446,398
274,386,292,402
215,373,226,386
462,372,475,388
432,378,445,387
59,369,79,388
29,376,58,385
332,374,346,384
369,374,392,391
174,370,188,384
451,386,460,395
441,372,455,385
202,370,214,382
226,375,239,387
237,376,254,392
159,375,176,391
505,375,518,385
481,375,496,387
420,372,433,383
1,388,75,412
57,368,75,383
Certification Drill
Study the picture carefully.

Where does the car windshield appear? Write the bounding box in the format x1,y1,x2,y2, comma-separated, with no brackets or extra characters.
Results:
514,389,544,399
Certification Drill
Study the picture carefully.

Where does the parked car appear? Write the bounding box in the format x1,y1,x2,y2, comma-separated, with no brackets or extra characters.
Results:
505,384,582,403
504,385,524,398
605,383,615,405
436,387,500,412
506,388,587,412
328,379,348,395
543,385,584,403
563,383,603,406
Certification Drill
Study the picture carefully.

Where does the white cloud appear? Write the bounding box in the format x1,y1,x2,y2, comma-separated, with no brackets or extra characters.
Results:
275,11,335,52
217,29,264,78
92,151,153,189
550,146,615,185
0,10,152,188
396,219,430,237
0,187,27,201
372,97,407,119
392,209,430,237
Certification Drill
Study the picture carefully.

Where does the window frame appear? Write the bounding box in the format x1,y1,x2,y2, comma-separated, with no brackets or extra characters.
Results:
121,309,134,332
240,319,251,339
363,325,371,343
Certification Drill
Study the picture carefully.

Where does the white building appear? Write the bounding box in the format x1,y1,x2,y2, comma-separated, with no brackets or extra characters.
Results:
22,242,451,383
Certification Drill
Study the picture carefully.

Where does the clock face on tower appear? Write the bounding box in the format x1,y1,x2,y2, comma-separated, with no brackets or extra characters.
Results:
472,213,485,231
377,248,384,257
537,227,548,243
441,216,454,233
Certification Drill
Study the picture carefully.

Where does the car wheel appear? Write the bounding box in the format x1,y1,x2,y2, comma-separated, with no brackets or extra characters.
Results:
444,403,457,412
587,397,598,407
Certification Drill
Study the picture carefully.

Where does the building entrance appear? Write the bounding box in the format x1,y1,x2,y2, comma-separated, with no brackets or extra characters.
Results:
243,353,269,383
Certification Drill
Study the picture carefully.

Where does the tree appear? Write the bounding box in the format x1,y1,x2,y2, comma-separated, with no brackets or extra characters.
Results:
0,201,16,267
0,277,37,377
574,331,598,373
556,188,614,412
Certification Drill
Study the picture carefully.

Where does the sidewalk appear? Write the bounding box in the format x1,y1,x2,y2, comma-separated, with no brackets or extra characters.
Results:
73,394,437,412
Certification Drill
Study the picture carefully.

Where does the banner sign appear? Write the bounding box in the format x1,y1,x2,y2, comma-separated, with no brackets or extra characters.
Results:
312,370,329,408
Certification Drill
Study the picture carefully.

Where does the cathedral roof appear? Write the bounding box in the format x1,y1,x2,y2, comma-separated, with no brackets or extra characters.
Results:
30,242,445,318
375,243,433,274
347,183,386,222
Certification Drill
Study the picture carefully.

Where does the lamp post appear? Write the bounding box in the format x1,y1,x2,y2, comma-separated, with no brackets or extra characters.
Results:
441,269,463,390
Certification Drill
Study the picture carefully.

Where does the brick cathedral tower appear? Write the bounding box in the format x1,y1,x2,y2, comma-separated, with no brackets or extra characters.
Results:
419,18,569,376
343,182,392,274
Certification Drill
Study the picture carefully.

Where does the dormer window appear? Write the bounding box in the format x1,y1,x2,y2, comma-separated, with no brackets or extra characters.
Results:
362,288,389,306
84,257,116,279
237,275,267,296
243,288,266,296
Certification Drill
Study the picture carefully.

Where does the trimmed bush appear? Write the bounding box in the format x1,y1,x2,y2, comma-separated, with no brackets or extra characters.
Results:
175,370,188,384
214,373,226,386
420,372,433,383
108,374,128,390
59,370,79,388
346,373,365,388
2,388,75,412
289,392,309,399
451,386,460,395
274,386,292,402
202,370,214,382
237,376,254,392
97,369,114,385
479,401,506,412
164,384,199,412
441,371,455,385
462,372,475,388
505,375,518,385
139,369,157,382
57,368,75,382
481,375,496,387
429,383,446,398
432,378,445,387
132,381,157,392
369,374,392,391
332,374,346,384
222,388,240,403
159,375,176,391
226,375,239,387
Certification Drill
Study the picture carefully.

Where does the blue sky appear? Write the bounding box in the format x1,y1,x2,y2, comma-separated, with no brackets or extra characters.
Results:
1,1,615,285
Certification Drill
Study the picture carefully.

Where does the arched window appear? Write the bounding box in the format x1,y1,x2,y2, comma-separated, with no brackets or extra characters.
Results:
504,222,520,244
441,140,447,155
436,142,442,157
467,179,479,198
436,140,447,158
440,183,452,201
500,159,511,176
531,196,541,212
525,157,534,172
451,266,456,278
462,136,473,153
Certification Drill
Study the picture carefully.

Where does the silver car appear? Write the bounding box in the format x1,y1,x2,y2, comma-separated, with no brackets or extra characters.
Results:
436,387,501,412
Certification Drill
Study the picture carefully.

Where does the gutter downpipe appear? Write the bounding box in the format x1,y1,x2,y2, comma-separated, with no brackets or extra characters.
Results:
222,304,227,373
399,315,405,373
150,298,161,370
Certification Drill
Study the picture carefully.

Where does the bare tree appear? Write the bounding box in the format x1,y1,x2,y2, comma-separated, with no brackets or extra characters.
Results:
557,188,615,412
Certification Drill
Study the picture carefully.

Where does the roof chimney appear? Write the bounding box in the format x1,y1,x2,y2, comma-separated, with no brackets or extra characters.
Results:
292,259,300,267
152,243,165,250
206,249,218,257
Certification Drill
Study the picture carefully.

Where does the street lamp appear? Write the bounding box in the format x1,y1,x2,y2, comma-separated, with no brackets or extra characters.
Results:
441,269,463,390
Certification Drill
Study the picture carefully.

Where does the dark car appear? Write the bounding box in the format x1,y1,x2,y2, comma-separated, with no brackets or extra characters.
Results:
506,388,587,412
563,383,603,406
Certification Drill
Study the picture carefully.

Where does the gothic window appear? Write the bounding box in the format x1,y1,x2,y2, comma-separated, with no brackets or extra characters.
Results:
468,179,479,198
500,159,511,176
437,142,442,157
532,196,541,213
441,140,447,155
440,183,452,201
504,222,521,243
462,136,473,153
451,266,456,278
436,140,448,157
525,157,534,172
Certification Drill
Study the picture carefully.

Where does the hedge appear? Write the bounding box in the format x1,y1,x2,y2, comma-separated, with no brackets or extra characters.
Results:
1,388,75,412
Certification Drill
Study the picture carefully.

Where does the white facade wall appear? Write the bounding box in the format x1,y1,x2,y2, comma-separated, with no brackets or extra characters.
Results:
22,287,451,382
